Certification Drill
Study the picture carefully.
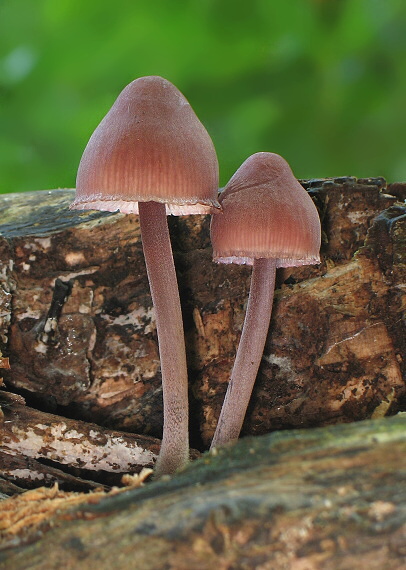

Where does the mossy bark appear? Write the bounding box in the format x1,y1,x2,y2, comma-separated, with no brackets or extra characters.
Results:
1,416,405,569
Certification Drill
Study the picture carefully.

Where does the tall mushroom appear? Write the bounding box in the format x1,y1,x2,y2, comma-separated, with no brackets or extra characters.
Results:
210,152,321,448
70,76,219,476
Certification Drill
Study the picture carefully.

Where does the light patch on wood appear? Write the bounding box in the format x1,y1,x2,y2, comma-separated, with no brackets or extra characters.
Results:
193,307,206,337
34,237,52,250
0,484,106,536
347,211,368,223
368,501,396,522
3,422,157,472
262,354,295,378
101,305,155,333
16,308,42,320
371,388,396,419
54,267,98,282
33,340,48,354
65,251,86,266
121,467,153,487
7,469,45,481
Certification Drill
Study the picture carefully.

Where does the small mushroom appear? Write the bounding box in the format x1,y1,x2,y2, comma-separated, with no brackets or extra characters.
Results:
210,152,321,448
71,76,219,476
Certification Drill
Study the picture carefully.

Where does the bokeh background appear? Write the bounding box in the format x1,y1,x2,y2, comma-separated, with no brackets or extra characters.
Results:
1,0,406,194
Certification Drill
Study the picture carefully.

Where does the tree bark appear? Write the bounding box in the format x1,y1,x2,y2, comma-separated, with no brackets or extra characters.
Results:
0,177,405,567
0,178,404,450
0,390,160,489
1,415,405,569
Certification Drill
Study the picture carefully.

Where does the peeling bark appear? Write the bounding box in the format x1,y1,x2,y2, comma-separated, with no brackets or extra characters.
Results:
0,392,160,477
0,452,106,494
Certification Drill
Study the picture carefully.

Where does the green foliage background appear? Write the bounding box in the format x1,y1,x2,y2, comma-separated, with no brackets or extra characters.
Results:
1,0,405,194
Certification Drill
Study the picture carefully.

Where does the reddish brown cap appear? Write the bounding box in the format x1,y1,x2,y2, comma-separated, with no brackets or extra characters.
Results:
210,152,321,267
70,76,219,215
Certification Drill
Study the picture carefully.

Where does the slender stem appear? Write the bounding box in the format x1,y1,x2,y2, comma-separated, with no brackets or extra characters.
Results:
138,201,189,476
210,258,277,448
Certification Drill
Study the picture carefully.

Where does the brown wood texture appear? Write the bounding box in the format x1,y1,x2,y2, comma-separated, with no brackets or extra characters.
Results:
0,415,405,569
0,178,404,452
0,178,405,568
0,391,160,489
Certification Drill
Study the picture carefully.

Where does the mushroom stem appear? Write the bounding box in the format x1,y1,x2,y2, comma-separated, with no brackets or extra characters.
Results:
138,201,189,476
210,257,277,448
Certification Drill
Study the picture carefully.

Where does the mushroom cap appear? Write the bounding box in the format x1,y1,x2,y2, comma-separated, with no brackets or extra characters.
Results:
210,152,321,267
71,76,219,215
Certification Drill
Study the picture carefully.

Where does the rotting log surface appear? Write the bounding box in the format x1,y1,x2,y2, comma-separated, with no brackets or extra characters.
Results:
0,392,160,488
0,416,405,569
0,178,404,450
0,178,405,568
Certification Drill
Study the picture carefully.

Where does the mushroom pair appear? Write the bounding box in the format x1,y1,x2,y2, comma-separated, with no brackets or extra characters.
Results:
71,76,321,476
71,76,219,477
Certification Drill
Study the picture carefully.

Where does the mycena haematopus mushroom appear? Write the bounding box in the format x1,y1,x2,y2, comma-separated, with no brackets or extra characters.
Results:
71,76,220,476
210,152,321,448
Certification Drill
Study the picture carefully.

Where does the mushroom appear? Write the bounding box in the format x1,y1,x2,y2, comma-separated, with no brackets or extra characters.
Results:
210,152,321,448
70,76,219,476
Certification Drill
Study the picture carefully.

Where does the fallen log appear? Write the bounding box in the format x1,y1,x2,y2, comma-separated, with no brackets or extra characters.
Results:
0,177,405,567
0,390,160,489
0,178,404,450
0,415,405,569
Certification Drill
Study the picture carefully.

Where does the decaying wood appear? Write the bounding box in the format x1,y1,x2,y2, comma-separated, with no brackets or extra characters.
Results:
0,178,404,450
0,178,405,567
0,452,106,494
0,415,405,569
0,476,24,499
0,390,160,489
